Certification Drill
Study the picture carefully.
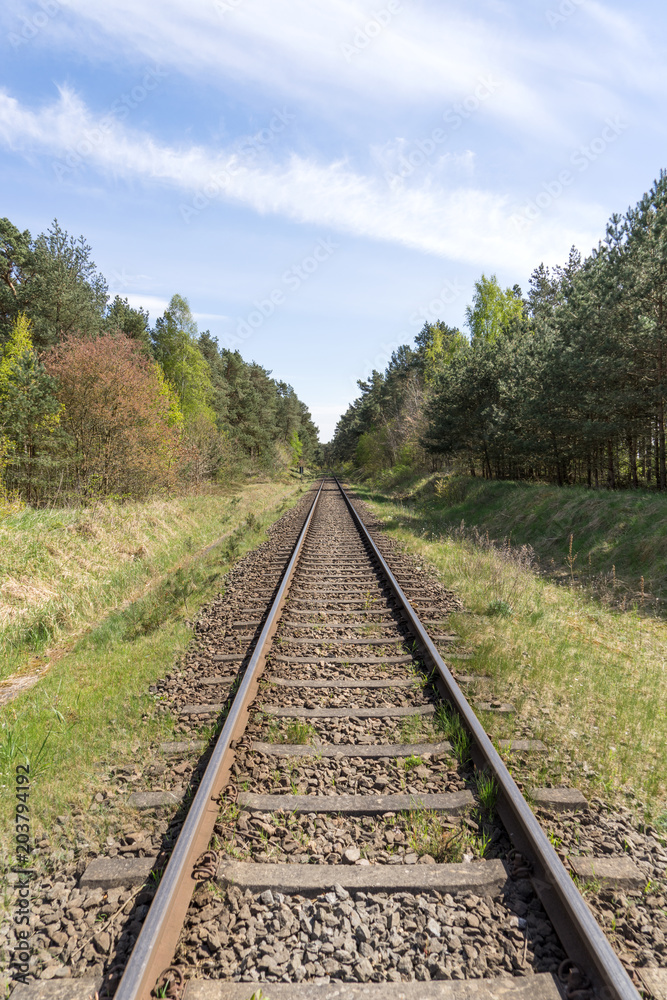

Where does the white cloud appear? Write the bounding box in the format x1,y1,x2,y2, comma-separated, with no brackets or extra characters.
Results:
5,0,625,143
108,292,168,316
107,292,228,323
0,87,605,273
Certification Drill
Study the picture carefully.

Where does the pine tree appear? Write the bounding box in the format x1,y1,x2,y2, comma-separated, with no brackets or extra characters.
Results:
0,314,62,502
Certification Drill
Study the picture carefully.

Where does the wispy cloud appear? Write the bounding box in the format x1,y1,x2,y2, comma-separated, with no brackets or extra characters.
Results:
0,86,604,271
3,0,643,143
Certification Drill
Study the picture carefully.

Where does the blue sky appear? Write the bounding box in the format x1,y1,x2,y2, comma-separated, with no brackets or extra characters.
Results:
1,0,665,439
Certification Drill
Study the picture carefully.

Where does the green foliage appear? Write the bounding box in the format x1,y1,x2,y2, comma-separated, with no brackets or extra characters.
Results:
200,338,319,471
464,274,525,344
402,807,465,863
486,598,513,617
0,215,319,503
152,294,216,426
0,218,108,350
418,320,468,383
289,430,303,466
105,294,152,352
434,703,471,764
332,170,667,493
0,314,62,503
473,769,498,817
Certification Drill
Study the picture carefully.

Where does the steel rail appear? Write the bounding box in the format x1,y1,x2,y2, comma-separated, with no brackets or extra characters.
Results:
335,476,640,1000
115,479,325,1000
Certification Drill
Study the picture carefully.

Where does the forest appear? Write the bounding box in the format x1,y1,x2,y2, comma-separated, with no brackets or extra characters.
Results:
0,218,319,506
330,171,667,491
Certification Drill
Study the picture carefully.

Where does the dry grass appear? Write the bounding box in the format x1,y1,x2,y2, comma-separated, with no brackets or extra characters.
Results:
0,484,300,678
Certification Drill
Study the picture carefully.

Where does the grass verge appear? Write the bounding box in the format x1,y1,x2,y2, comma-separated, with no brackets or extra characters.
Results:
0,481,310,862
353,481,667,828
357,471,667,611
0,483,301,678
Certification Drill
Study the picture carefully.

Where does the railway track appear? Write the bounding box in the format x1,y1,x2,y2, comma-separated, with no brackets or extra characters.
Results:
16,478,648,1000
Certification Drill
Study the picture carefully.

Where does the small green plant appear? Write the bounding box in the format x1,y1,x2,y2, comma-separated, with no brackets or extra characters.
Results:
473,769,498,817
486,598,513,617
403,808,464,863
149,867,164,886
402,754,423,771
267,719,315,745
572,873,601,896
474,830,492,858
548,830,563,850
434,703,471,765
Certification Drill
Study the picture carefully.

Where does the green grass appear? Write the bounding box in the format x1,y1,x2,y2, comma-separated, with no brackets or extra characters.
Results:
266,719,316,745
434,703,472,765
354,481,667,822
473,769,498,818
400,808,465,862
0,482,309,862
357,472,667,611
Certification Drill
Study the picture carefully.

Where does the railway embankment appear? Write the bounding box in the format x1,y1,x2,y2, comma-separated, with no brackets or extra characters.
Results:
0,482,308,861
352,476,667,828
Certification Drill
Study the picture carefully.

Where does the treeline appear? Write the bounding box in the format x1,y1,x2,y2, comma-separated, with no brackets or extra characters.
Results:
331,170,667,490
0,218,318,505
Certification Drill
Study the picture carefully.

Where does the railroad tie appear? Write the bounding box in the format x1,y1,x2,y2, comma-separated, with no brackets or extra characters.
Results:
259,704,435,719
237,790,473,815
182,976,564,999
215,858,506,895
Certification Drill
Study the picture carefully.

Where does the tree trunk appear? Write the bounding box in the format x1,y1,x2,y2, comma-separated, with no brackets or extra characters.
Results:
659,349,667,488
482,441,492,479
607,439,615,489
656,421,661,489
